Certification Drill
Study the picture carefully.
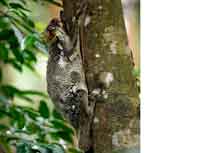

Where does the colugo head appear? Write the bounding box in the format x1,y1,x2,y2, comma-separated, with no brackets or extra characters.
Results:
41,18,62,43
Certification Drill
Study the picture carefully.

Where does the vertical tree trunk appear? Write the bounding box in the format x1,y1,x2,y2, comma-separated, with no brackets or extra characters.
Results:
62,0,139,152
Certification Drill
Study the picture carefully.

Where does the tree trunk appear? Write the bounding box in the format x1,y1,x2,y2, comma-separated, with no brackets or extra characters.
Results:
62,0,139,153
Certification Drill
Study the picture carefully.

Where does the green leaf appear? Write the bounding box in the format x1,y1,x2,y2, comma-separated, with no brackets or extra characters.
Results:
52,109,64,120
9,2,30,12
11,10,35,29
0,43,8,61
37,132,46,143
9,9,34,29
51,119,74,135
25,17,35,28
0,85,47,102
0,85,19,98
0,95,8,104
22,35,36,49
21,107,40,119
0,16,10,28
18,95,34,103
32,146,48,153
9,107,25,129
0,29,14,40
23,62,35,72
69,148,83,153
5,59,22,72
22,49,37,62
0,107,11,118
16,141,65,153
10,16,34,33
16,142,31,153
54,130,73,143
20,90,48,98
18,113,26,129
132,68,140,77
11,48,24,63
0,85,40,102
8,35,20,48
46,144,65,153
0,124,9,130
39,100,50,118
3,134,21,142
0,0,8,6
26,122,41,134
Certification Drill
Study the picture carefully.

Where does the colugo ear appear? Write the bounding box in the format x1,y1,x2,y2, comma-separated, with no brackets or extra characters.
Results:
60,10,65,22
59,10,70,35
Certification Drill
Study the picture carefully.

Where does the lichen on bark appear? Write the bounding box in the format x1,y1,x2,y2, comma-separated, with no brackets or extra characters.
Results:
81,0,140,153
59,0,140,152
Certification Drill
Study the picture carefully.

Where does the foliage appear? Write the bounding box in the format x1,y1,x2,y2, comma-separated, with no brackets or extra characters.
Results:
16,141,65,153
132,68,140,78
132,68,140,93
0,0,80,153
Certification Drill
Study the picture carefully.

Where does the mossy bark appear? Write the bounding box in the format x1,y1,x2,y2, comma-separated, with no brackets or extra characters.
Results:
62,0,140,152
82,1,140,153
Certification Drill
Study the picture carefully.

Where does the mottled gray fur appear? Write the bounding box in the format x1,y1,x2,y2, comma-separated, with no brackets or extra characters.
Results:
47,31,95,151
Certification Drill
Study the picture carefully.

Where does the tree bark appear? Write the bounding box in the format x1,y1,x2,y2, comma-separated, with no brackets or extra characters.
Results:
62,0,140,153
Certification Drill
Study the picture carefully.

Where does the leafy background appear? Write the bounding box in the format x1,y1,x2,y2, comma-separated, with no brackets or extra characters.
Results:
0,0,81,153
